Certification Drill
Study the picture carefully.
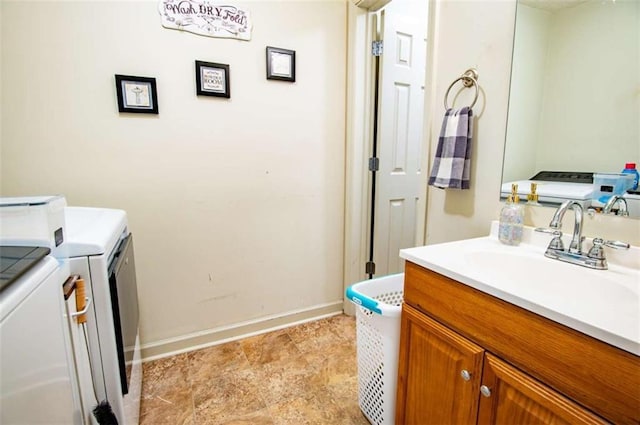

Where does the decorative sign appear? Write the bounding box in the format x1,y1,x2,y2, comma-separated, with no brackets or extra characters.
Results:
266,47,296,82
159,1,252,41
195,60,230,98
114,75,159,114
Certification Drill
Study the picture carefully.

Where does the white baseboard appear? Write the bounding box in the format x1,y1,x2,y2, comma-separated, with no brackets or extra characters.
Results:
140,301,344,362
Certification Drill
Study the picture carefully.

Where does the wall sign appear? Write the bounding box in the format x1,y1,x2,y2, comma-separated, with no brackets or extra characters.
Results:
159,1,252,41
195,60,230,98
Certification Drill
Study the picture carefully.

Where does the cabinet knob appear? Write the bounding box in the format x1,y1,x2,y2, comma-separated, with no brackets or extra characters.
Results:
460,370,472,381
480,385,492,397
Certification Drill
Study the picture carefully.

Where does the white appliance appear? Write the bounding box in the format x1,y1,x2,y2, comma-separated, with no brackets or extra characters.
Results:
0,250,83,424
501,171,594,208
1,198,142,424
64,207,142,425
0,195,67,253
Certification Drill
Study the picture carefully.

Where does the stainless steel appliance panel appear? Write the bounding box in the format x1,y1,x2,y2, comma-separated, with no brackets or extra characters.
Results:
108,233,139,395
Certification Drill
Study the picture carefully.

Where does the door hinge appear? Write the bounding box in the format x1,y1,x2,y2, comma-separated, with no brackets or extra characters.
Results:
365,261,376,275
368,157,379,172
372,40,383,56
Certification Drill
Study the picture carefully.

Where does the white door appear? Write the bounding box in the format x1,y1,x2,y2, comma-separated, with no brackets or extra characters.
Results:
372,0,427,276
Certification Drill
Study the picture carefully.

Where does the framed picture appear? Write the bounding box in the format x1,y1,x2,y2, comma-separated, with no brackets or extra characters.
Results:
195,61,230,98
114,75,158,114
266,46,295,82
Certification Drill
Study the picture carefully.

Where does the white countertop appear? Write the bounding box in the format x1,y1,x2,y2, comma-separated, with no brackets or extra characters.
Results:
400,223,640,356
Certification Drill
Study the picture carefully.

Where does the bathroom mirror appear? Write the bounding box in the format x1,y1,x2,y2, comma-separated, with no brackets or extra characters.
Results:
501,0,639,213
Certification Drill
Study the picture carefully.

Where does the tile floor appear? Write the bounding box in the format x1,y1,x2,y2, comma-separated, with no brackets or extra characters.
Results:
140,314,370,425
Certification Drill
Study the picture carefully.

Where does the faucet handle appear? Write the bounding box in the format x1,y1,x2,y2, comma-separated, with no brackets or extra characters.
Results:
587,238,630,260
587,238,606,260
535,227,559,235
535,228,564,251
603,239,630,250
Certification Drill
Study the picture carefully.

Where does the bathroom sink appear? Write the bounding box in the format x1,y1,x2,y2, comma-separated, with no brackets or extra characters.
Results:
465,248,639,339
466,248,638,299
400,223,640,355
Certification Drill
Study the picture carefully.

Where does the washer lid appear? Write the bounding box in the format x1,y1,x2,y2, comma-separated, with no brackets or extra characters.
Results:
0,255,68,321
63,207,127,257
0,195,66,207
501,180,593,201
0,246,51,292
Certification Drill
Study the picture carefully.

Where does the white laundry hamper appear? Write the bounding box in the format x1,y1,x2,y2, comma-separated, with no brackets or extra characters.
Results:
346,273,404,425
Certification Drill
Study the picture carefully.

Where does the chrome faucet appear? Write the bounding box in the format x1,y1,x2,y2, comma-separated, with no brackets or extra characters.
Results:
536,200,629,270
602,195,629,216
548,200,584,254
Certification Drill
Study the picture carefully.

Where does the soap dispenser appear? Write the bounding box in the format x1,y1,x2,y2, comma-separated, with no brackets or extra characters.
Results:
527,183,541,206
499,183,524,246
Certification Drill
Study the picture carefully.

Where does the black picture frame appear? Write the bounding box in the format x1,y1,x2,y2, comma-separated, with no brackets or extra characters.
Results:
266,46,296,82
195,61,230,98
114,74,158,114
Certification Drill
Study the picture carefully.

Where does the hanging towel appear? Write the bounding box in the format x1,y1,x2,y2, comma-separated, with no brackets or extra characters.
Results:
428,107,473,189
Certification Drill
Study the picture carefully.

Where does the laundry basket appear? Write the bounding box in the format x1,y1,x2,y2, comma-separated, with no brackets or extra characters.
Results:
346,273,404,425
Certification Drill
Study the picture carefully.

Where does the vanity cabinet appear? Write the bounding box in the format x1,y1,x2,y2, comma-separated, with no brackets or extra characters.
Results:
478,352,603,424
396,261,640,425
396,305,484,424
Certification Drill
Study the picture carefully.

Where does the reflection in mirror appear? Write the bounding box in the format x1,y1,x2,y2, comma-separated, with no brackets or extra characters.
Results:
501,0,639,217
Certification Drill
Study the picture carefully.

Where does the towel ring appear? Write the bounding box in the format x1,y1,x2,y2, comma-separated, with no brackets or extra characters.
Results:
444,69,479,110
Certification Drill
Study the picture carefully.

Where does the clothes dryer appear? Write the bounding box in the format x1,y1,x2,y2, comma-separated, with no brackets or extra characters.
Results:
64,207,141,425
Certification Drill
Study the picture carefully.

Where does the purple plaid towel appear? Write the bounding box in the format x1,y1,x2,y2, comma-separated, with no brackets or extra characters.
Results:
428,107,473,189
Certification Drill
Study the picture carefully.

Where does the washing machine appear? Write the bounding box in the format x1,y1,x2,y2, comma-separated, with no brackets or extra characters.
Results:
0,246,83,424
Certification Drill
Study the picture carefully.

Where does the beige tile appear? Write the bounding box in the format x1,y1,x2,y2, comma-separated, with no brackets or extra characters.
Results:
139,389,195,425
312,390,371,425
286,318,345,353
142,353,190,396
325,375,371,425
252,353,321,406
339,400,371,425
326,314,357,343
267,395,325,425
188,341,250,385
193,367,266,421
268,392,365,425
240,329,301,366
140,313,365,424
302,340,358,385
199,408,275,425
326,374,359,403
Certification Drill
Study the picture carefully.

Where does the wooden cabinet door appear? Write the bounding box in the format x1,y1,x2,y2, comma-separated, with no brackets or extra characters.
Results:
396,304,485,425
477,353,608,425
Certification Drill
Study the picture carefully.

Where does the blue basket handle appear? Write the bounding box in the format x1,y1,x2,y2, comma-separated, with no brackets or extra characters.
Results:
345,286,383,315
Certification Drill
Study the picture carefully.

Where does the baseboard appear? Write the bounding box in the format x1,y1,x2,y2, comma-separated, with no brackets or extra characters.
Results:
140,300,344,362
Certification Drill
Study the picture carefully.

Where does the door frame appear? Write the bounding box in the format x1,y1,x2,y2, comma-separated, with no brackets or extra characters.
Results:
344,0,437,314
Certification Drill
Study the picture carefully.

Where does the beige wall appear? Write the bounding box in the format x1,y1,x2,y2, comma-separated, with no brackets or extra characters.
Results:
424,0,517,244
1,0,347,353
